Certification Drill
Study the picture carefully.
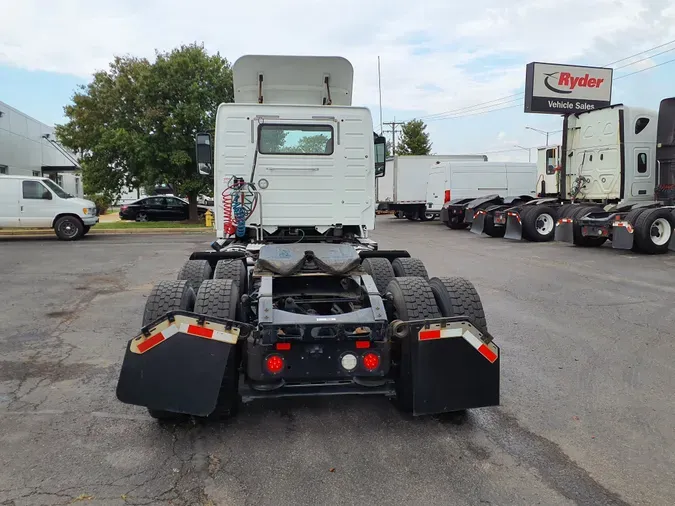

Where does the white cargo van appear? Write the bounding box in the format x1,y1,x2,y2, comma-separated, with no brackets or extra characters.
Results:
426,161,537,212
0,175,98,240
377,154,488,220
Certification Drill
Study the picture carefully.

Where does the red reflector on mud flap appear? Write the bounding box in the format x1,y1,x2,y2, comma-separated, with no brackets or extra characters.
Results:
131,317,240,355
186,324,214,339
418,326,498,363
136,325,179,353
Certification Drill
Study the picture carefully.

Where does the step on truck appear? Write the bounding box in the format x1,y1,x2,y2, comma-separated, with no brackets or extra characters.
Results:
115,55,500,422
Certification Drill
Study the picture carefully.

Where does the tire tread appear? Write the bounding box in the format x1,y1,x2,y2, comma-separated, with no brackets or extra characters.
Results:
391,257,429,279
429,277,487,333
361,258,395,294
177,260,213,291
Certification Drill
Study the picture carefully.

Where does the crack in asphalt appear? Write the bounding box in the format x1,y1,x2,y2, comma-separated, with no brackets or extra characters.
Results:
467,409,631,506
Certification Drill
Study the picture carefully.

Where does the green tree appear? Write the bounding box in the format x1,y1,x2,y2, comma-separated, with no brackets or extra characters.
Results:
56,43,234,221
395,119,432,156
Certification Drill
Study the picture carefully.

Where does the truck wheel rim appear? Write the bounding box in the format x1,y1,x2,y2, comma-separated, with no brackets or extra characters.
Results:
650,218,672,246
536,213,554,235
425,213,434,220
59,220,78,238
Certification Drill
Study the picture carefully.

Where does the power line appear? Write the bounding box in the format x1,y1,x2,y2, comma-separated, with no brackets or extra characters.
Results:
614,56,675,80
406,38,675,123
613,46,675,70
424,55,675,122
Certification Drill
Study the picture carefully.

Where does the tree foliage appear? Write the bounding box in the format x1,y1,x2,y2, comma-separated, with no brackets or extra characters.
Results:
395,119,432,156
55,43,233,220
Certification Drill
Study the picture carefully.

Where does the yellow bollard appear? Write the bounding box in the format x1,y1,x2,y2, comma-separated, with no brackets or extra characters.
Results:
205,209,214,228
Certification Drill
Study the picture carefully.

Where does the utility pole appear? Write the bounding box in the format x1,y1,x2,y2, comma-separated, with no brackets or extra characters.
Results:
383,119,405,155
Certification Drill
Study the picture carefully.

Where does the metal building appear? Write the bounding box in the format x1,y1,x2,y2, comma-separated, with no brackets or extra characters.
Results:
0,100,83,198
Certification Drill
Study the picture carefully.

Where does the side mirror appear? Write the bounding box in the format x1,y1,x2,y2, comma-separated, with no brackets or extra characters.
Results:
196,132,213,175
374,135,386,177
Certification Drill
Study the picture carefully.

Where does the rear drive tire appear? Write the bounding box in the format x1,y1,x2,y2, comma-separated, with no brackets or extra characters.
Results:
54,216,84,241
194,279,241,419
387,277,441,412
213,259,248,293
391,257,429,279
633,208,675,254
445,214,470,229
624,208,650,251
361,257,395,295
419,211,436,222
521,205,556,242
386,277,441,322
142,280,196,422
571,206,608,247
428,277,488,335
177,259,213,292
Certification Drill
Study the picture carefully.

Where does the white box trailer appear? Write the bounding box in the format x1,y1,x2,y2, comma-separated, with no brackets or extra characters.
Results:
377,154,488,220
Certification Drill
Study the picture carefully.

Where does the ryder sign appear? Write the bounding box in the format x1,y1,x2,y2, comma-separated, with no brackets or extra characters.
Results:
524,62,613,115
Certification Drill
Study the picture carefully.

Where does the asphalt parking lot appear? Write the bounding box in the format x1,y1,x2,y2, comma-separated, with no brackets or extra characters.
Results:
1,216,674,506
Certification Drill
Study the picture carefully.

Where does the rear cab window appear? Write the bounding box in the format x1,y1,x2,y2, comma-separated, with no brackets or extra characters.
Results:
258,124,334,155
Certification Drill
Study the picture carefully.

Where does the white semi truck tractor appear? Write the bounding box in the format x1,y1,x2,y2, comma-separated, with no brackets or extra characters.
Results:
115,55,501,422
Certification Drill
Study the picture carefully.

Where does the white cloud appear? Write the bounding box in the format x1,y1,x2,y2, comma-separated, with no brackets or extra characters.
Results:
1,0,674,155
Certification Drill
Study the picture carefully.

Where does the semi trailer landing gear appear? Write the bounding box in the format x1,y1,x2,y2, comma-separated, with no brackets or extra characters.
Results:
116,243,500,422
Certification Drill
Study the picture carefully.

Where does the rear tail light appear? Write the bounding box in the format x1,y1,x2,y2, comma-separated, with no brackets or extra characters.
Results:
265,354,284,374
362,352,380,371
444,190,451,203
355,341,370,349
120,205,127,212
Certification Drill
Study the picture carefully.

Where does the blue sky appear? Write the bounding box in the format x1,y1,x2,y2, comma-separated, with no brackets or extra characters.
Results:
2,0,675,162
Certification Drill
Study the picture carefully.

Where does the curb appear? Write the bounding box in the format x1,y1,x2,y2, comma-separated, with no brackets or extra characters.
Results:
0,228,212,237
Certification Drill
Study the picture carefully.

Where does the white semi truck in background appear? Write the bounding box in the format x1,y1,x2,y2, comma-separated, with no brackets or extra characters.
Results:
116,54,501,423
497,99,675,253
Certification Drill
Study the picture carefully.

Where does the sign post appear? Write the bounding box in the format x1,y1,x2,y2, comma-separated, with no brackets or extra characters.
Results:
524,62,613,115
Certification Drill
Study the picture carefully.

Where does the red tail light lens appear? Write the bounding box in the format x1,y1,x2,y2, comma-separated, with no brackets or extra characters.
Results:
362,352,380,371
444,190,451,203
265,354,284,374
120,205,127,212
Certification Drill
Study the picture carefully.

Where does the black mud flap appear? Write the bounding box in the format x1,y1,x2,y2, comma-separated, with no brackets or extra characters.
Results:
554,218,574,243
504,211,523,241
470,211,486,235
116,311,249,416
611,221,635,250
397,318,499,416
